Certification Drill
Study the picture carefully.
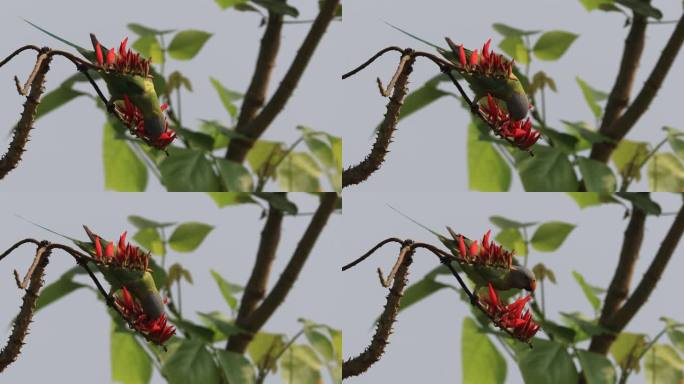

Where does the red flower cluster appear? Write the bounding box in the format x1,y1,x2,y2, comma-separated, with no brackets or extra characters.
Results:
93,231,149,271
447,38,513,79
453,229,514,269
116,95,176,150
115,287,175,345
95,37,151,77
481,282,540,342
481,94,540,150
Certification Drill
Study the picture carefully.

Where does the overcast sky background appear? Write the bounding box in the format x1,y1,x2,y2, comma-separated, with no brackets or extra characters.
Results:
342,0,684,192
0,193,341,383
0,0,342,191
340,193,684,383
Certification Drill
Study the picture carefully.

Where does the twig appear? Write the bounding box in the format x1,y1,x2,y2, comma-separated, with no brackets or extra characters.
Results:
341,237,404,271
226,0,342,163
0,45,41,68
342,46,403,80
0,243,51,372
227,193,338,353
343,240,415,378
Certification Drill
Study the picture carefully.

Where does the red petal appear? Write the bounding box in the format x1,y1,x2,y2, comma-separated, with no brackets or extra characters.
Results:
95,236,102,258
483,229,491,248
487,282,498,307
160,103,169,112
470,240,479,257
458,44,466,67
105,241,114,258
95,42,103,65
470,49,479,66
106,48,115,65
119,37,129,57
118,231,128,252
483,38,491,58
458,235,466,258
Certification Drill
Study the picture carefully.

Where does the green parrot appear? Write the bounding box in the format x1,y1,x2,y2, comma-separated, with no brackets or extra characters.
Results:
18,216,165,320
24,20,175,149
387,23,530,120
390,207,536,295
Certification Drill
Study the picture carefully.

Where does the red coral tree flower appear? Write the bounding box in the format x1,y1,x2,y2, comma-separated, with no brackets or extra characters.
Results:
481,93,540,150
94,37,151,77
480,282,540,342
455,229,514,269
116,95,176,150
447,38,514,79
93,231,149,271
115,287,176,345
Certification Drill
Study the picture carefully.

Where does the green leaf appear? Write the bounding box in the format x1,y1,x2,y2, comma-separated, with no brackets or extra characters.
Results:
499,36,529,64
252,0,300,17
530,221,575,252
253,193,298,214
492,23,541,36
168,222,214,252
561,312,611,339
610,332,647,372
210,270,243,312
462,317,507,384
208,192,256,207
128,215,176,229
644,345,684,384
248,332,285,370
216,159,254,192
489,216,537,229
276,152,322,191
304,329,335,362
572,271,602,312
518,147,579,191
35,266,87,311
576,77,608,119
133,227,165,255
280,345,322,384
35,83,86,120
132,35,164,64
648,153,684,191
160,148,220,191
615,0,663,19
127,23,175,36
215,350,256,384
495,228,527,256
533,31,578,61
577,157,617,192
578,0,615,11
103,120,148,191
576,349,617,384
197,312,243,338
209,77,242,119
215,0,250,10
562,121,612,145
611,139,649,181
111,320,152,384
167,30,212,60
518,339,578,384
616,192,662,215
247,140,284,174
567,192,618,208
162,339,221,384
532,263,557,284
665,127,684,160
467,122,511,191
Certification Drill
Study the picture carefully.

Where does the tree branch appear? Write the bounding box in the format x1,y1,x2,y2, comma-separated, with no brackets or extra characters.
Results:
0,244,51,372
343,242,415,378
343,54,415,187
226,200,284,350
0,53,52,180
226,192,338,353
590,196,684,354
591,11,684,163
226,0,341,163
224,10,283,161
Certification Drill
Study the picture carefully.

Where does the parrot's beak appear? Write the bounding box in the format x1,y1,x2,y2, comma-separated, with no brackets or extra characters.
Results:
529,279,537,292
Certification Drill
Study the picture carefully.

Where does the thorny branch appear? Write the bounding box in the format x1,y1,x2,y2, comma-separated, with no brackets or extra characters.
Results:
342,45,534,188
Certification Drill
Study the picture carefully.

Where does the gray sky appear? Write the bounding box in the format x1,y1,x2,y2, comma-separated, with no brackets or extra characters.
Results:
0,0,342,191
340,193,684,383
342,0,684,192
0,193,341,383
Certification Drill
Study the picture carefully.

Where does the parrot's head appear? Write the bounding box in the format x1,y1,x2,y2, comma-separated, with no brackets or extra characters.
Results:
504,88,530,121
511,265,537,292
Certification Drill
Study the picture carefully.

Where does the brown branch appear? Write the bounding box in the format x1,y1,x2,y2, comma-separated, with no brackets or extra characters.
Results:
0,52,52,180
0,244,51,372
226,192,338,353
226,200,284,350
343,242,415,378
225,0,341,163
596,204,646,322
590,197,684,354
343,54,415,187
591,12,684,163
224,9,284,161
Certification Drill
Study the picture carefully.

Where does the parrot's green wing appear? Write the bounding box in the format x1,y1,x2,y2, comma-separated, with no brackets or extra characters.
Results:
24,19,94,60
